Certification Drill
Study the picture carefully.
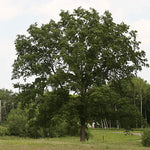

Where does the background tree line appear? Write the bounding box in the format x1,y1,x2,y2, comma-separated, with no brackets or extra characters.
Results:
1,77,150,138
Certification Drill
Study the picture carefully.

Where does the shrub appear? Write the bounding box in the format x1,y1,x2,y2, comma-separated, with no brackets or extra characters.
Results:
142,129,150,147
0,126,9,136
26,120,40,138
7,107,28,137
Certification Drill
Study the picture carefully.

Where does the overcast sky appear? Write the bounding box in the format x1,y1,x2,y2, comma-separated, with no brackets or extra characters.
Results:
0,0,150,91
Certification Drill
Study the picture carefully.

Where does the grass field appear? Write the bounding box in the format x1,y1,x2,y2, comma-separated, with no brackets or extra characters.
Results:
0,129,149,150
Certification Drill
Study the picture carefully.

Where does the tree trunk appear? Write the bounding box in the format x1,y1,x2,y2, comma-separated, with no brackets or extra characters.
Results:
105,118,108,129
80,123,86,142
140,94,142,115
145,110,147,126
109,120,112,128
101,120,103,128
116,120,120,129
133,89,136,106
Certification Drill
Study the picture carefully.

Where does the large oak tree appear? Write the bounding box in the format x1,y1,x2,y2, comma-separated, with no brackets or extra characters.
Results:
12,7,148,141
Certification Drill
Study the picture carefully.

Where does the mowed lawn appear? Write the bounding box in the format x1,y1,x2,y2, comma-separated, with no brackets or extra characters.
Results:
0,129,149,150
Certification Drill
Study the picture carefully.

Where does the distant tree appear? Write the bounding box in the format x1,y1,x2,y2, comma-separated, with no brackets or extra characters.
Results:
115,97,142,129
87,85,119,128
87,84,142,129
131,78,148,116
37,89,69,136
131,78,150,127
0,89,15,122
144,84,150,125
36,89,80,137
12,7,148,141
110,77,150,127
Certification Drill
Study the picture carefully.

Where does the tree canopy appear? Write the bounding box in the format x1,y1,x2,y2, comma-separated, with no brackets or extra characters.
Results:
12,7,148,141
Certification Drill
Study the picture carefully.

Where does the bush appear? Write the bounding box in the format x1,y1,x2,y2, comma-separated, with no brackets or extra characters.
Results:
25,120,39,138
142,129,150,147
0,126,9,136
7,107,28,137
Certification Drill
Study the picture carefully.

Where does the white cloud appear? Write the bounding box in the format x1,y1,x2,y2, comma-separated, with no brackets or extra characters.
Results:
0,0,20,21
0,0,149,23
131,19,150,82
132,19,150,46
123,0,149,5
107,0,150,25
28,0,110,23
0,0,110,22
0,40,16,91
0,39,15,54
0,0,41,21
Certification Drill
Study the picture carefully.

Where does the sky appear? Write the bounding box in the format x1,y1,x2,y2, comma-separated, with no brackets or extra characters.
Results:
0,0,150,92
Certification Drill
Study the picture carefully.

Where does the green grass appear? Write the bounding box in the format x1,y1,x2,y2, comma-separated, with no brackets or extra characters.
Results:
0,129,149,150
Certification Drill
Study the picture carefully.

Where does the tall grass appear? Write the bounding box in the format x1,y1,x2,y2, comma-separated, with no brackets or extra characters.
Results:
0,129,148,150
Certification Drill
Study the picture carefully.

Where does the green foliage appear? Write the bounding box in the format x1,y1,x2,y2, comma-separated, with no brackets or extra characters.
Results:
0,126,9,136
0,89,15,122
63,95,80,136
7,106,28,137
87,84,143,130
87,85,119,122
142,128,150,147
117,98,142,129
36,89,80,137
6,89,80,138
26,120,40,138
111,77,150,128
